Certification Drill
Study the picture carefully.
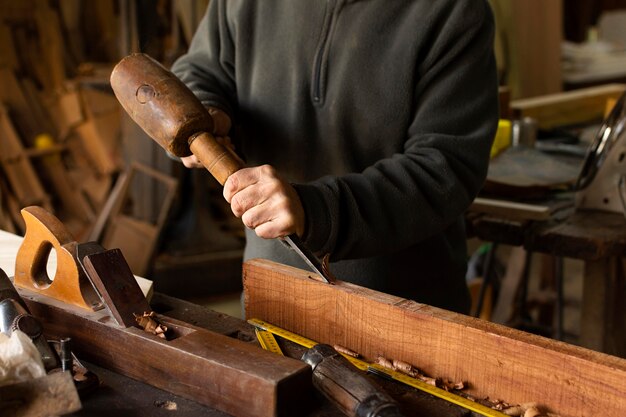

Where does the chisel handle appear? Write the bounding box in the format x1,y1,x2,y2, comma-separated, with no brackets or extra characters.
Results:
188,131,243,185
302,344,405,417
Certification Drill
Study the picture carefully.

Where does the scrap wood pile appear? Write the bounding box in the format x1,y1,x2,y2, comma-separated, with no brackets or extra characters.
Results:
0,0,242,278
0,0,127,240
0,0,211,240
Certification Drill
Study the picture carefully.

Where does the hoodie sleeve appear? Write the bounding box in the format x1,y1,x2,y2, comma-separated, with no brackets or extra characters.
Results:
294,1,499,261
170,0,237,120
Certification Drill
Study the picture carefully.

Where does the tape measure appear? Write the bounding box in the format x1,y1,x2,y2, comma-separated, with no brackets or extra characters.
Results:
248,318,507,417
254,328,284,355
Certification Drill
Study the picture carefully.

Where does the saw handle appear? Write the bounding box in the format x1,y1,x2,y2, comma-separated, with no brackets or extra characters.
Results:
302,344,405,417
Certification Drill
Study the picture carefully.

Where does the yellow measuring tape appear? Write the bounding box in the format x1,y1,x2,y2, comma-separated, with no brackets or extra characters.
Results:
248,318,507,417
254,328,284,355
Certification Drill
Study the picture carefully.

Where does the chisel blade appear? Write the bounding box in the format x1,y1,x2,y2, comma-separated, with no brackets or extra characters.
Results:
283,234,334,284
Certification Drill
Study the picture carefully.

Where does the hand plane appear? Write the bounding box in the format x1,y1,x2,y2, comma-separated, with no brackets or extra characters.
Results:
11,206,311,417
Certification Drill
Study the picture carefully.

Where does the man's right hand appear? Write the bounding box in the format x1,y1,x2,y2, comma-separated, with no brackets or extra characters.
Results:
181,107,233,168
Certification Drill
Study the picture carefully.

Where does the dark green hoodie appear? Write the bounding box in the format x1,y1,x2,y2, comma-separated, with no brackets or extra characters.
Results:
172,0,499,313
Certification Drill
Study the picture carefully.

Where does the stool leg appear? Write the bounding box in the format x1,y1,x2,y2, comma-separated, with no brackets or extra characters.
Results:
554,256,564,341
473,243,499,318
516,250,533,322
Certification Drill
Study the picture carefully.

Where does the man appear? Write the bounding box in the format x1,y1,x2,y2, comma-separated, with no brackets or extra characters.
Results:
171,0,499,314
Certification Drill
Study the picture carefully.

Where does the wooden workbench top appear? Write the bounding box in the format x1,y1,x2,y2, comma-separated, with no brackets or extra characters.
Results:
467,207,626,261
0,229,474,417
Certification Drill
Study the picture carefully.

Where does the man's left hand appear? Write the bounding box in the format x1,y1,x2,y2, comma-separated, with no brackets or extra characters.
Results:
223,165,305,239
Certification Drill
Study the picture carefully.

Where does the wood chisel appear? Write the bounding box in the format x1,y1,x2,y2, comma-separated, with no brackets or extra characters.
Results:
249,318,509,417
110,53,334,284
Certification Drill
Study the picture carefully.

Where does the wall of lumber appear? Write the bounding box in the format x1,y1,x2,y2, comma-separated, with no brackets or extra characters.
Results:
0,0,128,238
245,259,626,417
0,1,244,283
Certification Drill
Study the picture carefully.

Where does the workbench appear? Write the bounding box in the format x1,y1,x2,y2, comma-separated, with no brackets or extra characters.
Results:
0,229,475,417
63,293,476,417
4,220,626,416
467,203,626,357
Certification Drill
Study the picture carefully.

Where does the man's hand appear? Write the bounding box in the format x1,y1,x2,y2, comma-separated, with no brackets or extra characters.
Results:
181,107,232,168
223,165,305,239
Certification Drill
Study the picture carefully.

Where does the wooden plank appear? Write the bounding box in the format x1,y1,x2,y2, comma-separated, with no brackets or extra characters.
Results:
63,134,113,210
22,289,311,417
492,0,562,99
103,216,156,276
80,87,120,118
34,2,66,90
0,23,18,70
43,87,84,139
74,111,122,175
0,106,52,210
0,181,24,233
0,69,42,143
100,163,178,276
57,0,84,65
509,0,563,99
0,197,17,234
0,0,35,22
244,259,626,417
469,197,551,221
18,73,57,140
511,84,626,129
531,210,626,261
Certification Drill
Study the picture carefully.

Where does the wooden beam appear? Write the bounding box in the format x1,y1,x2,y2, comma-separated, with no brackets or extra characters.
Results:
511,83,626,129
0,68,51,144
0,23,18,71
0,106,52,211
244,259,626,417
74,111,122,176
34,3,66,90
100,163,178,276
469,197,552,221
23,290,310,417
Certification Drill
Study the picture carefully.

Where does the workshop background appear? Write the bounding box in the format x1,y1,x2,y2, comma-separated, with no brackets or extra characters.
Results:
1,0,626,344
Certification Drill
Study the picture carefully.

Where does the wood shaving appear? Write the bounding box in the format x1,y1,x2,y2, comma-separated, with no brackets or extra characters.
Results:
154,400,177,410
376,356,394,370
333,344,360,358
134,311,168,339
374,355,560,417
502,406,524,416
523,406,542,417
500,401,553,417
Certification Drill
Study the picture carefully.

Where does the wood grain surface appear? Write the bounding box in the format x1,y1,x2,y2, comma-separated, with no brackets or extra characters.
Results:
244,259,626,417
23,292,311,417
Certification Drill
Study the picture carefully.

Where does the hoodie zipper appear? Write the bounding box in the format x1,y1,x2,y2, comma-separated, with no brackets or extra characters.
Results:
312,0,341,105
